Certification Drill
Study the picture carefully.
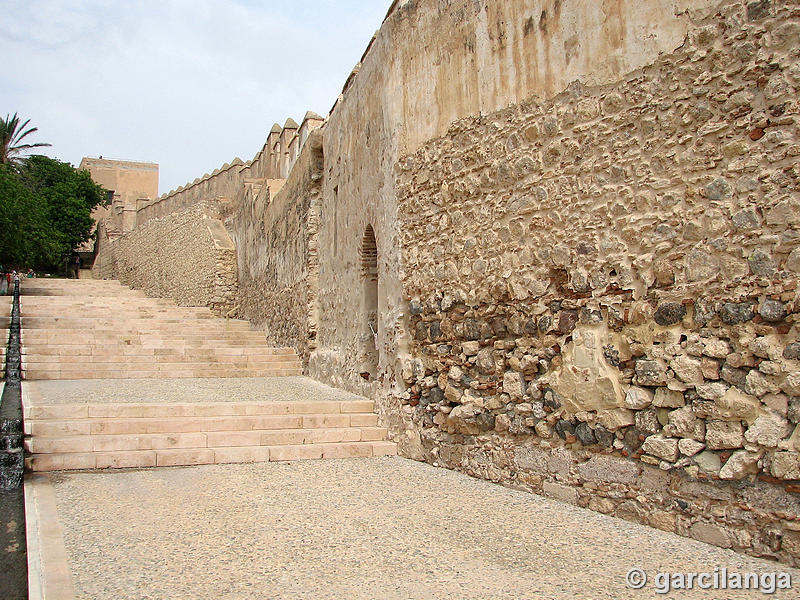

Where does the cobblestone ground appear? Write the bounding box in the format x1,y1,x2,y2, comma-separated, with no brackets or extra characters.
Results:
38,457,799,600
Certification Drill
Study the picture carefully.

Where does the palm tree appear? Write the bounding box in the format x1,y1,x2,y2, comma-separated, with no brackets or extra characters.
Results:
0,113,51,165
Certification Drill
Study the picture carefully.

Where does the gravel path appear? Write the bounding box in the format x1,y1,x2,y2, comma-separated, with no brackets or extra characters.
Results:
40,457,798,600
25,376,365,405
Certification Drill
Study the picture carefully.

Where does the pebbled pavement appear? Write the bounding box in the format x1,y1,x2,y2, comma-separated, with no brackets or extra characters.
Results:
29,457,800,599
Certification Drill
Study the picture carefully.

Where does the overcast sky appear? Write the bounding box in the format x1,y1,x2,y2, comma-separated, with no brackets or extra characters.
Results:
2,0,390,195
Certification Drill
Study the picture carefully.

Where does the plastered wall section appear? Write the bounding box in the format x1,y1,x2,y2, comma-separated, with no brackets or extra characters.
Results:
93,202,237,314
222,131,324,367
394,1,800,566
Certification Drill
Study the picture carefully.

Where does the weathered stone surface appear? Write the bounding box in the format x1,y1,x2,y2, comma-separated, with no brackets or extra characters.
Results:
705,177,731,201
770,452,800,479
703,339,731,359
642,434,679,462
576,455,639,484
695,450,722,473
706,420,744,450
542,480,579,504
690,521,732,548
653,388,684,408
670,355,703,385
719,302,755,325
502,371,525,399
696,381,729,400
635,407,661,434
654,302,686,326
575,422,596,445
664,406,702,439
759,299,787,322
461,341,480,356
597,408,635,431
635,360,667,386
784,343,800,360
593,424,614,448
782,372,800,397
748,249,777,277
719,450,760,480
624,386,653,410
678,438,705,457
513,446,549,473
714,388,761,423
745,370,778,398
744,413,792,447
747,0,771,21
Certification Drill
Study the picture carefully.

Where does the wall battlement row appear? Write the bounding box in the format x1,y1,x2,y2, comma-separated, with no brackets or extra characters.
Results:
101,112,324,232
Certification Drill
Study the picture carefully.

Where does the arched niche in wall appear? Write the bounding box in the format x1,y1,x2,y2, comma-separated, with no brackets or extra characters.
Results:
360,224,379,379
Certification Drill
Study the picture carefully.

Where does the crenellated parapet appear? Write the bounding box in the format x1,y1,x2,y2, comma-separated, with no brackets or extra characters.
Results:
133,111,324,228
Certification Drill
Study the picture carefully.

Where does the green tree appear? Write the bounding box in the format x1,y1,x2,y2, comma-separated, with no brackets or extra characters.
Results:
0,164,57,267
0,113,51,165
0,157,106,271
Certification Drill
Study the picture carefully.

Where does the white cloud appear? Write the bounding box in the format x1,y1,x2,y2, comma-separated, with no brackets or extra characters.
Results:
1,0,389,193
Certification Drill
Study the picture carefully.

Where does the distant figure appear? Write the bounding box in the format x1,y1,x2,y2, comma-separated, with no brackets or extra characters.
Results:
26,268,35,278
71,255,81,279
0,271,8,295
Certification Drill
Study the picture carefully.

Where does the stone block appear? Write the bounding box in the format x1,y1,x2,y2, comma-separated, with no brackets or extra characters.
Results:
206,431,263,447
213,446,271,464
744,413,792,447
29,453,96,472
155,448,215,467
653,388,685,408
706,421,744,450
690,521,732,548
576,454,639,484
349,414,379,427
542,480,578,505
95,450,157,469
642,434,679,462
301,415,350,429
269,444,323,461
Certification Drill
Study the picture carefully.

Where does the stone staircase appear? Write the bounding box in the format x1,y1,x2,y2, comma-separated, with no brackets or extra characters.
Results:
18,279,396,471
23,391,395,472
19,279,301,379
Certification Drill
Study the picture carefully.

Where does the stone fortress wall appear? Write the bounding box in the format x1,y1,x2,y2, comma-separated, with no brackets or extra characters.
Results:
92,0,800,565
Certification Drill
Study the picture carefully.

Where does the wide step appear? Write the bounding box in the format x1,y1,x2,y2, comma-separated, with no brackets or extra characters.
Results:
19,278,301,380
24,398,396,471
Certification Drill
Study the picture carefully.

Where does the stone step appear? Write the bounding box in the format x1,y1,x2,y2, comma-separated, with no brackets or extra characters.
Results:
19,278,302,381
24,399,374,420
22,366,303,380
24,440,398,471
20,318,255,330
25,412,379,436
20,308,216,318
22,361,301,374
21,333,269,343
21,346,295,357
26,426,389,453
22,348,294,360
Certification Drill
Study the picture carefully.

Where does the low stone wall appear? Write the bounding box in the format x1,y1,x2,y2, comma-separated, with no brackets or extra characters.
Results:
393,0,800,565
94,202,237,314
